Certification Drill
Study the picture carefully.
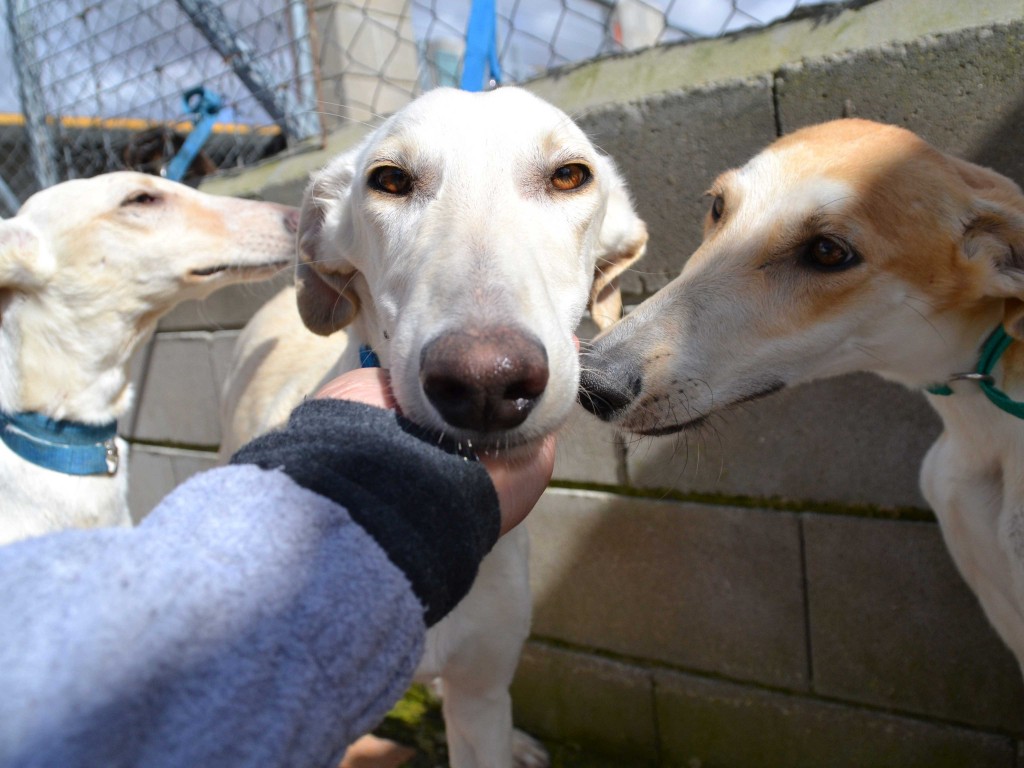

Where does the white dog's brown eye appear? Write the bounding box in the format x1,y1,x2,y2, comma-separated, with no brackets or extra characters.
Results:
368,166,413,196
710,194,725,222
804,235,860,271
122,191,158,206
551,163,591,191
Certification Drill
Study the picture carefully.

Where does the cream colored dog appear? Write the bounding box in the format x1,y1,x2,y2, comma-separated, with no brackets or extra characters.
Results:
0,172,297,545
580,119,1024,670
220,86,647,768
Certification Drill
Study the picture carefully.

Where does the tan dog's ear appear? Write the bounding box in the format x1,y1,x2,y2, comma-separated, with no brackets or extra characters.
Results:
295,149,362,337
589,157,648,330
954,158,1024,339
0,219,49,289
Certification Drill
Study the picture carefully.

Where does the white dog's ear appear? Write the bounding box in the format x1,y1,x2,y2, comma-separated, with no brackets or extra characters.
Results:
954,158,1024,338
295,150,362,337
589,157,648,330
0,218,49,289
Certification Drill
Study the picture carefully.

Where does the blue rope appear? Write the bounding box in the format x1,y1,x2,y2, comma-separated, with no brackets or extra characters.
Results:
461,0,501,92
165,86,223,182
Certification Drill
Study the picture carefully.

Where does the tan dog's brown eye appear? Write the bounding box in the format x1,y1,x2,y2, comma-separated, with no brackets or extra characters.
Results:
710,194,725,222
368,166,413,196
804,235,860,271
122,192,158,206
551,163,591,191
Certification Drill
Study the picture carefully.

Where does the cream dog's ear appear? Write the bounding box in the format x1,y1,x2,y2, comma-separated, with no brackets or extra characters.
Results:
952,157,1024,339
589,156,648,331
295,147,364,337
0,218,50,290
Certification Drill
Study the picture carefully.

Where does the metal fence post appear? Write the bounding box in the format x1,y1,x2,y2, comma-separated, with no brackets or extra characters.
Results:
288,0,322,141
6,0,58,192
173,0,318,140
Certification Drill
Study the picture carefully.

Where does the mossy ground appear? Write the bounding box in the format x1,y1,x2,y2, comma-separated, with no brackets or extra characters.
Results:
374,686,615,768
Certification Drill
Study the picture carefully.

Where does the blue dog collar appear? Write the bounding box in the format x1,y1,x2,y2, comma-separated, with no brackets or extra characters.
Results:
359,344,381,369
0,410,119,476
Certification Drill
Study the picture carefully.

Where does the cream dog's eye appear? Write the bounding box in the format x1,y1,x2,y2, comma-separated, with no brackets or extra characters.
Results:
551,163,591,191
368,166,413,196
710,194,725,222
121,192,159,207
804,235,861,271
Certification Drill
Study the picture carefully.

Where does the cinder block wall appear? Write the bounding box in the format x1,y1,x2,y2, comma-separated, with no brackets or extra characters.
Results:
127,0,1024,764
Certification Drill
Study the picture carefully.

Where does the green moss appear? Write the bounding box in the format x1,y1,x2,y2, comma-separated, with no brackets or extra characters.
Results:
549,479,936,522
372,684,448,767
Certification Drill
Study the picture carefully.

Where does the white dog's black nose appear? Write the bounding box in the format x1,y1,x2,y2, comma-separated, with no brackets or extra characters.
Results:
578,349,642,420
420,327,549,432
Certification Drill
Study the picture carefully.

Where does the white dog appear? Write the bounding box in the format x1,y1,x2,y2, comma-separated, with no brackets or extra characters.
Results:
579,119,1024,671
0,172,298,545
220,86,648,768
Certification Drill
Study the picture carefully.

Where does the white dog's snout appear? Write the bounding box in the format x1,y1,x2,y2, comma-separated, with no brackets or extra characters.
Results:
419,326,550,434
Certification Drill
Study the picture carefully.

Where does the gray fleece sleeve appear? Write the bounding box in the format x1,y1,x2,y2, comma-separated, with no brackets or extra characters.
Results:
0,401,502,768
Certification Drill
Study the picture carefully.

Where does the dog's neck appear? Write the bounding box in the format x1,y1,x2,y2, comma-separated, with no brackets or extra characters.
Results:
0,294,156,424
922,307,1024,450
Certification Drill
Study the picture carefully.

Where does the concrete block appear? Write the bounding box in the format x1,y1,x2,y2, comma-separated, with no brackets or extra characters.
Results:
804,514,1024,733
126,445,176,524
209,331,242,405
123,339,153,438
655,669,1016,768
776,22,1024,187
527,488,807,688
625,372,942,510
127,445,219,522
130,333,222,447
511,642,657,766
158,275,290,332
553,407,624,485
527,0,1024,117
576,80,777,298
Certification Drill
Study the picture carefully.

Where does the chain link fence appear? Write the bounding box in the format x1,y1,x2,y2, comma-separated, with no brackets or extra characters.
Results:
2,0,840,215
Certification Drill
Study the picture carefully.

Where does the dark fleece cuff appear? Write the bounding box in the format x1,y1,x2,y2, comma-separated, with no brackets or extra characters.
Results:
230,399,500,626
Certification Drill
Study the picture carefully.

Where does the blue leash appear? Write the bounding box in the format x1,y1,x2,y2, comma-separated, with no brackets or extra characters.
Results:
461,0,501,92
0,410,119,476
165,86,223,182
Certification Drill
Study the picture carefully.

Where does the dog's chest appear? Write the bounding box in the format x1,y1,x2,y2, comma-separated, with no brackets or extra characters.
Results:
922,430,1024,657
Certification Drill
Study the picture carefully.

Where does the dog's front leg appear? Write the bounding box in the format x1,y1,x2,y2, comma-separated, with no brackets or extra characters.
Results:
422,526,544,768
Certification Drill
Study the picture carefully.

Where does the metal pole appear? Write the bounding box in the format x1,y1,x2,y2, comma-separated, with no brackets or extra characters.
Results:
6,0,58,190
288,0,321,139
0,174,22,217
173,0,315,140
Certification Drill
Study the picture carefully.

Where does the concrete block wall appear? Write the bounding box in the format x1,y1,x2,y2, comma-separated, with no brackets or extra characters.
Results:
127,0,1024,763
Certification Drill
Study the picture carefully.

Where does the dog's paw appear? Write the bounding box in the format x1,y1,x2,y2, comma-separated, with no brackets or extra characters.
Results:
512,728,549,768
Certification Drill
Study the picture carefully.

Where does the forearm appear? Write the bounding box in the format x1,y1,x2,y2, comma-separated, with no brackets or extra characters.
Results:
0,400,501,768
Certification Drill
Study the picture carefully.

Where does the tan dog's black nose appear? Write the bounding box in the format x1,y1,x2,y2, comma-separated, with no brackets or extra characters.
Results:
420,327,549,432
578,348,642,420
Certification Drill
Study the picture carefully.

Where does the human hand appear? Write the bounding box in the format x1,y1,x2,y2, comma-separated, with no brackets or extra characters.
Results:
315,368,555,535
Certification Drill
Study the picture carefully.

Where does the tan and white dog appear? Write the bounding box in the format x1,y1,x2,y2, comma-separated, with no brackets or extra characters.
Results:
0,172,297,545
580,118,1024,670
220,86,647,768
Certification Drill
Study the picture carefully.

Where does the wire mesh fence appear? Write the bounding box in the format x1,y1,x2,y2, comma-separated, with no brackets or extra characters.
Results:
1,0,841,215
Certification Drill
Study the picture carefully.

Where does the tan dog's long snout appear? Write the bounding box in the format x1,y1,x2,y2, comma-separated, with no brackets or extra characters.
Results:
581,119,1024,435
